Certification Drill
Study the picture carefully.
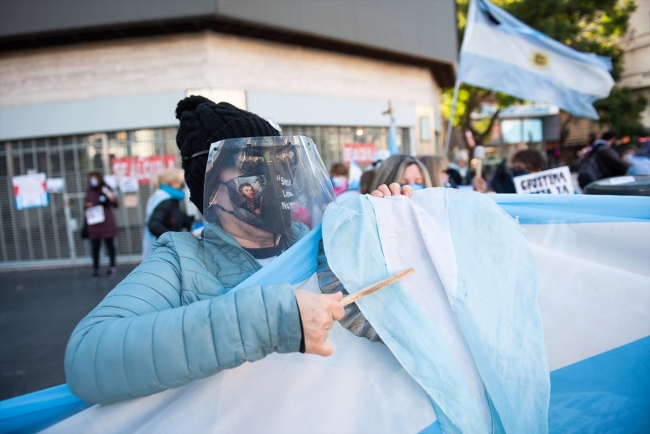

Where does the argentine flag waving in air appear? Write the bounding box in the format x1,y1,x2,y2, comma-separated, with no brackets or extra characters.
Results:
458,0,615,119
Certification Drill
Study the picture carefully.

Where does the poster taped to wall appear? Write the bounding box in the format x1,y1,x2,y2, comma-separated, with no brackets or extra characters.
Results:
111,155,176,185
12,173,49,210
119,177,139,193
514,166,574,194
45,178,65,194
103,175,118,192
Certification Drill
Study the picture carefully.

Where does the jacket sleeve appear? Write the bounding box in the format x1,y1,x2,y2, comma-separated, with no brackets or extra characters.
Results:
147,200,172,237
64,240,302,405
598,147,630,177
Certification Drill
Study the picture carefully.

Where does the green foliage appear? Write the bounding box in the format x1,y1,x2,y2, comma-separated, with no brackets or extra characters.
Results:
447,0,638,145
594,87,649,136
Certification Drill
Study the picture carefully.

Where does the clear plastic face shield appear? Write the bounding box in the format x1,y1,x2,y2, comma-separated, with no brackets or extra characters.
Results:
203,136,335,260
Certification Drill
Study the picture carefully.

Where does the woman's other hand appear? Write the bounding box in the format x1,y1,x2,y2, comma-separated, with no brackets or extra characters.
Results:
370,182,414,198
294,290,345,356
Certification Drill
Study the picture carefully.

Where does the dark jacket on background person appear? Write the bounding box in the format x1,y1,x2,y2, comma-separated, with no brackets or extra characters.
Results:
448,165,473,187
84,187,118,240
578,141,630,188
491,160,516,193
147,199,194,238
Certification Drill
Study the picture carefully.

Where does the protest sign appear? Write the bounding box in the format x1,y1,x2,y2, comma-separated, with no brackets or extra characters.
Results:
12,173,49,210
45,178,65,193
343,144,376,165
119,177,140,193
123,194,139,208
111,155,176,185
85,205,105,225
514,166,574,194
103,175,118,191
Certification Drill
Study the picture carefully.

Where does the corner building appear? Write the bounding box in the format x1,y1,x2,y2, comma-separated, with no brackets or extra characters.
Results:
0,0,457,266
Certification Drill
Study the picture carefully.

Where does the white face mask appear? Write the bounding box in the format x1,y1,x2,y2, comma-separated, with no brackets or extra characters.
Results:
89,178,99,187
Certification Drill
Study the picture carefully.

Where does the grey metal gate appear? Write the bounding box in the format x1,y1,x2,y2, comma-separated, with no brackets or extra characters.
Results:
0,128,179,268
0,124,404,269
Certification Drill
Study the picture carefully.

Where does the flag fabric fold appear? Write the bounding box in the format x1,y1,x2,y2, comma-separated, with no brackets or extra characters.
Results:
458,0,614,119
323,189,550,433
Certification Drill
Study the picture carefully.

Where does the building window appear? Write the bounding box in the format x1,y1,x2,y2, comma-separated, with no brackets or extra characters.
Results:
501,119,543,143
419,116,431,142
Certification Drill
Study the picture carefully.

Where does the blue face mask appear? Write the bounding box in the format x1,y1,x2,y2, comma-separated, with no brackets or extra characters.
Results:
403,183,425,191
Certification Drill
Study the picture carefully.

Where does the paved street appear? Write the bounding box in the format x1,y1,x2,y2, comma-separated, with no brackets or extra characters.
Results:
0,264,137,400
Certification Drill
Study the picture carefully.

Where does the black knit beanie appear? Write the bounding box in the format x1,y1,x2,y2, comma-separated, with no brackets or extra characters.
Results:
175,95,281,214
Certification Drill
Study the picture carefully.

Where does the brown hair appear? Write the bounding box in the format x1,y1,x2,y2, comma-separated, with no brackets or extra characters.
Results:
360,170,376,194
418,155,449,187
330,162,349,177
512,149,547,173
370,155,432,190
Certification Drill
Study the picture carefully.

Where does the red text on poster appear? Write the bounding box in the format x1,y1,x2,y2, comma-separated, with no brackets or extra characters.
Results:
111,155,177,184
343,143,376,166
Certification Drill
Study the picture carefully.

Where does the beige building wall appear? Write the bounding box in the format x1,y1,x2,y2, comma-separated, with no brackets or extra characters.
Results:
0,32,438,108
620,0,650,127
0,31,442,154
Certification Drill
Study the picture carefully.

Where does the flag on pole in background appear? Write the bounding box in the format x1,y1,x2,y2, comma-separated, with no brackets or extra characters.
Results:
458,0,615,119
348,152,363,190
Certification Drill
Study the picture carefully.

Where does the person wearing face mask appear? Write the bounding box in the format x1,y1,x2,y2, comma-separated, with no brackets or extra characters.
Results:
370,155,432,192
329,162,349,196
142,167,195,260
448,150,473,187
84,172,118,279
65,97,353,405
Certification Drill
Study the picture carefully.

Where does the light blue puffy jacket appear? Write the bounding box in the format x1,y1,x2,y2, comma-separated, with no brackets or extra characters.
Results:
64,225,302,405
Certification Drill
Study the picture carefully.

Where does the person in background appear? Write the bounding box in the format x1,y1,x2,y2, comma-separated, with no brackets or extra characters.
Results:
84,172,118,279
370,149,391,170
370,155,432,191
143,168,195,260
492,142,528,193
628,139,650,175
66,97,351,405
471,149,547,194
578,130,630,189
418,156,451,188
360,169,376,194
510,149,547,176
330,162,349,196
448,150,473,187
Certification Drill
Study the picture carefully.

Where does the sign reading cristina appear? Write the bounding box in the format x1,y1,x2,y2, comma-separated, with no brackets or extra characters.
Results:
514,166,574,194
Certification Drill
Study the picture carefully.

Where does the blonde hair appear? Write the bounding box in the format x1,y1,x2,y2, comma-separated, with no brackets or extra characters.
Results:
418,155,449,187
370,155,432,190
152,167,184,190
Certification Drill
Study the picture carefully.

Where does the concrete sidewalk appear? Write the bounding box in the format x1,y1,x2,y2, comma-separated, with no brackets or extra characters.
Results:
0,264,137,400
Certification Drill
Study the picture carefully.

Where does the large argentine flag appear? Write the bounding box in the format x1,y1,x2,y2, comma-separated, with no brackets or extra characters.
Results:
1,193,648,433
459,0,614,119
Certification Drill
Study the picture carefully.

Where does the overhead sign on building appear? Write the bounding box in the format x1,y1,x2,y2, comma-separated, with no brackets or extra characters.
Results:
111,155,177,185
514,166,574,194
12,173,49,210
